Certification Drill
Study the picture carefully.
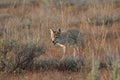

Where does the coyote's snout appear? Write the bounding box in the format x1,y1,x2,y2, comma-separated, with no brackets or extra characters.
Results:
50,28,85,57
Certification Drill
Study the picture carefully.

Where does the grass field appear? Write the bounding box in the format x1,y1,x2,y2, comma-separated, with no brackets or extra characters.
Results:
0,0,120,80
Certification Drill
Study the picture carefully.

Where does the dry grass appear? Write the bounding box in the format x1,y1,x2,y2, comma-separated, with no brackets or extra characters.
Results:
0,0,120,80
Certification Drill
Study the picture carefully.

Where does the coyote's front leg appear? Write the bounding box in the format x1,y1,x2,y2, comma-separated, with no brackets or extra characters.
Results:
62,46,66,57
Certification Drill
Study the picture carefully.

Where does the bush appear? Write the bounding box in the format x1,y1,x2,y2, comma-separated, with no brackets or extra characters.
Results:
41,0,89,10
98,54,117,70
34,57,58,70
0,40,46,73
87,14,113,26
59,56,85,71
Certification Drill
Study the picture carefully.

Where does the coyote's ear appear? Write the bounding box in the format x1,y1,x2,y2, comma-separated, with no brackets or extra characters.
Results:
58,28,61,33
50,29,55,33
50,29,55,41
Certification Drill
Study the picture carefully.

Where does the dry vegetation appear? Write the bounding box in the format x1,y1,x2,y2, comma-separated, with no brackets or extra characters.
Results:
0,0,120,80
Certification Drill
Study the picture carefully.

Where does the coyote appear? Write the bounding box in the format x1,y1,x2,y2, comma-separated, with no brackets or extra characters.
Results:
50,28,85,57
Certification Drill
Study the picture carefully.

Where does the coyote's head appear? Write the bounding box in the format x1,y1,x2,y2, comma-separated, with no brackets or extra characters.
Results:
50,28,62,45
